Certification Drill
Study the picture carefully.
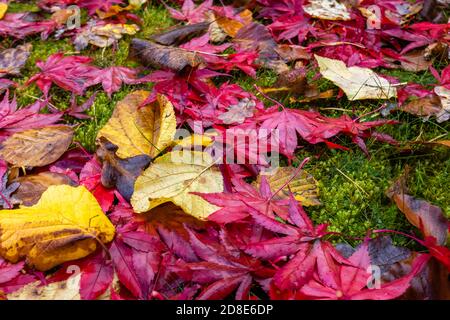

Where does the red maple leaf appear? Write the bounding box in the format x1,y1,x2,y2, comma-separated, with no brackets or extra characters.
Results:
0,13,56,39
86,67,144,98
166,0,213,24
26,53,99,96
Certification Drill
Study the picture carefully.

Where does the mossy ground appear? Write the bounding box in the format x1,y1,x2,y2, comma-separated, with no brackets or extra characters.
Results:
7,3,449,245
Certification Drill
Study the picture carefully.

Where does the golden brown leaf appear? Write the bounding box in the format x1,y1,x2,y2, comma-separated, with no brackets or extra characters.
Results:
0,185,115,271
216,9,253,37
0,126,73,167
97,91,176,159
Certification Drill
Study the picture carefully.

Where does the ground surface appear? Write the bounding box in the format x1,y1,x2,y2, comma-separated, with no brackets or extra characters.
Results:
8,1,450,247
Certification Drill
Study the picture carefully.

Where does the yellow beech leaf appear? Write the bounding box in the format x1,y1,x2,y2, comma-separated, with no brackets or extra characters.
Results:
304,0,351,21
256,167,320,206
131,151,224,219
0,185,115,271
315,55,397,100
97,91,176,158
0,3,7,20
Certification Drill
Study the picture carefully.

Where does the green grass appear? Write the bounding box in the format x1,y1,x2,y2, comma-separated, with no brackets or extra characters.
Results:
5,2,450,246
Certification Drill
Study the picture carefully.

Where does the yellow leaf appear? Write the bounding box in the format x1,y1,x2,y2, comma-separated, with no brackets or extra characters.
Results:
0,3,7,20
216,9,253,37
256,167,321,206
0,185,115,271
131,151,224,219
315,55,397,100
97,91,176,158
173,134,214,149
304,0,351,21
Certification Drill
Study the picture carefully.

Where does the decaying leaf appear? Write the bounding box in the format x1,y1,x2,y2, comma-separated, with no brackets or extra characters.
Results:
304,0,351,20
151,22,209,46
0,125,73,167
399,95,443,119
129,38,204,72
131,150,224,219
218,97,256,124
400,50,432,72
12,172,76,206
74,23,139,51
256,167,320,206
7,273,116,300
315,55,397,100
387,169,448,245
0,160,19,209
0,43,32,78
96,138,151,202
97,91,176,159
434,86,450,122
0,185,115,271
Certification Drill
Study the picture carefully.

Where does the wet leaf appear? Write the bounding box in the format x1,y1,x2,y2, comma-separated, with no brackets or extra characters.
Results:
131,150,224,219
97,91,176,159
0,185,115,271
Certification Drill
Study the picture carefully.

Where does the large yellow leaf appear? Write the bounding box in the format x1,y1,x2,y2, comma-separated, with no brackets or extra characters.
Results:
0,185,115,271
315,55,397,100
131,151,224,219
97,91,176,158
256,167,321,206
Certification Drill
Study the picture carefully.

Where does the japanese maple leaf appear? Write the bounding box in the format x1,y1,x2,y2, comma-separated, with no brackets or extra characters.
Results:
0,13,56,39
258,0,304,20
0,92,62,141
299,242,430,300
0,258,25,285
174,227,275,300
243,198,347,290
86,67,143,98
208,51,259,78
79,157,115,212
26,53,99,96
166,0,213,24
197,176,289,224
78,0,124,16
180,34,230,56
79,250,114,300
268,15,315,43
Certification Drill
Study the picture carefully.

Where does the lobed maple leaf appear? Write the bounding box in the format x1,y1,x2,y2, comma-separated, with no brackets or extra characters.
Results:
166,0,213,24
0,13,56,39
26,53,100,96
86,66,144,98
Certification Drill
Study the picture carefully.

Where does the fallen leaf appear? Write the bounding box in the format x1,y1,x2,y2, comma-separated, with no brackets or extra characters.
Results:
74,23,139,51
12,172,76,206
131,150,224,219
96,138,151,202
129,38,204,72
315,55,397,100
151,22,209,46
218,97,256,124
215,9,253,37
304,0,351,21
0,185,115,271
0,125,73,167
256,167,320,207
0,43,32,78
0,160,19,209
97,91,176,158
399,95,443,118
387,169,448,245
400,50,432,72
434,86,450,122
0,3,7,20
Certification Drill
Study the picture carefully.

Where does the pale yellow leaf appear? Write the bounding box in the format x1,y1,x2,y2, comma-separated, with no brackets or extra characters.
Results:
315,55,397,100
304,0,351,20
97,91,176,158
131,151,224,220
0,185,115,271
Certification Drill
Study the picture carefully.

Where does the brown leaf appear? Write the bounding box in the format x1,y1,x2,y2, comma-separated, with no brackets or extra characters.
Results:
0,126,73,167
399,96,442,117
96,138,151,201
151,22,210,46
0,43,32,78
129,38,204,72
12,172,76,206
387,168,448,245
275,44,311,62
400,50,432,72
